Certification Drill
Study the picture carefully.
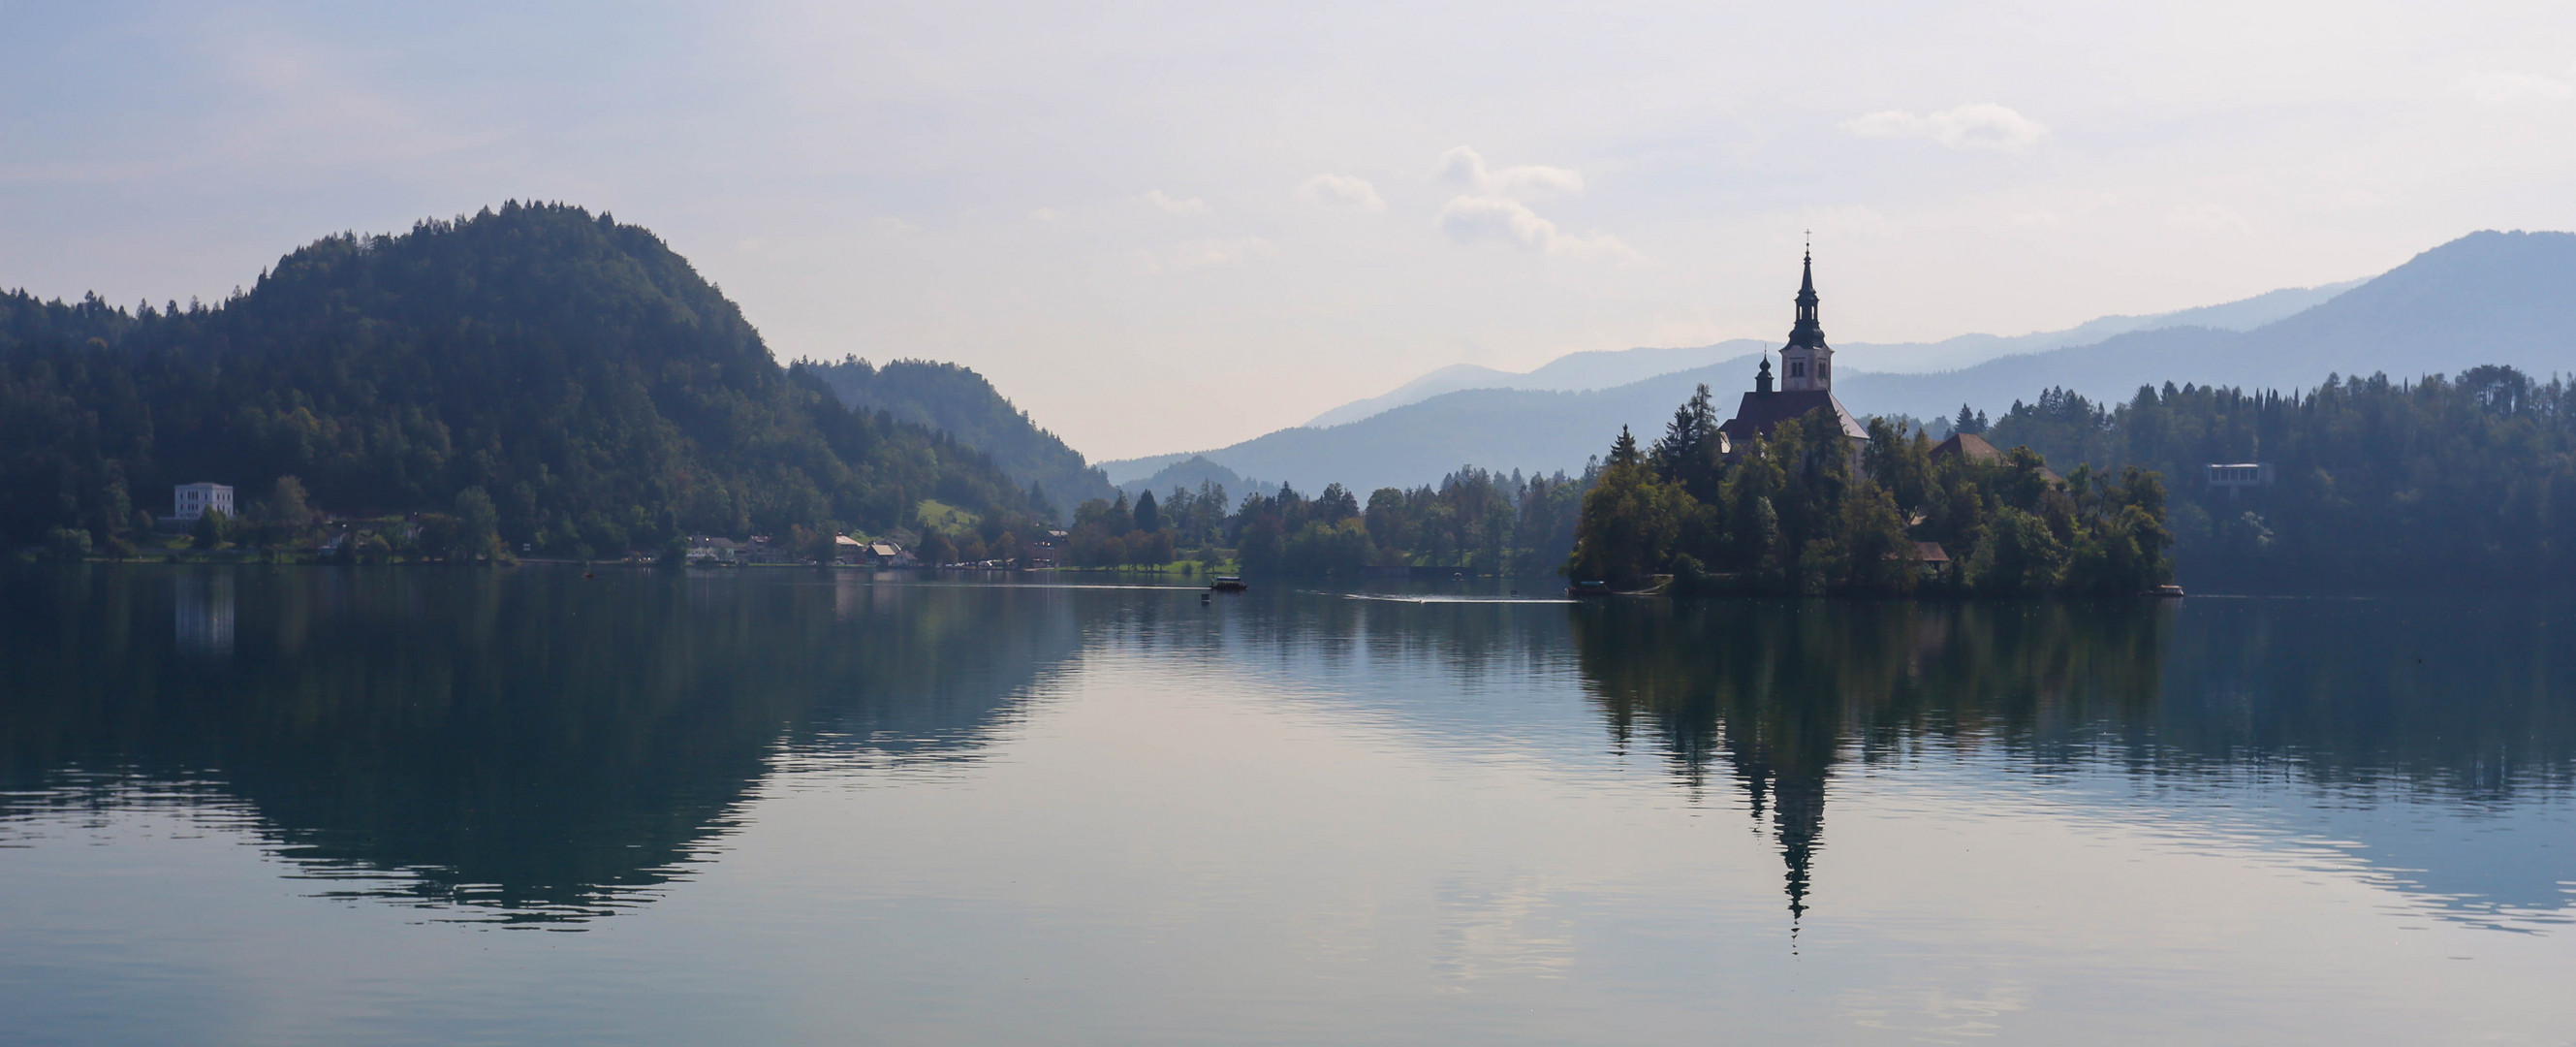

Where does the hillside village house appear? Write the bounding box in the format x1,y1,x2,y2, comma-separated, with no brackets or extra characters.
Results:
172,482,233,522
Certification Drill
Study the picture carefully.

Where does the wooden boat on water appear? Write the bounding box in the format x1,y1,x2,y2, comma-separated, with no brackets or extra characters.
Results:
1210,575,1248,592
1566,580,1611,598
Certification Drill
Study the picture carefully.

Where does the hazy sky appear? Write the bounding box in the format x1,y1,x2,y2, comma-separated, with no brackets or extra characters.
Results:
5,2,2573,459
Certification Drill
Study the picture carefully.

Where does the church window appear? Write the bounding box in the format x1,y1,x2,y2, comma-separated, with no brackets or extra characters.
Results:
1790,361,1806,377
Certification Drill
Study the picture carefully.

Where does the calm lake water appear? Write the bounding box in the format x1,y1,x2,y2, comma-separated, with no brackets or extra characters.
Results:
2,565,2571,1045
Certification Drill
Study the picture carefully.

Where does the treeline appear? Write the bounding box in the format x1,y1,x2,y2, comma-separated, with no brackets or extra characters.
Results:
1565,386,2173,595
1052,465,1589,575
0,202,1039,555
1988,365,2576,590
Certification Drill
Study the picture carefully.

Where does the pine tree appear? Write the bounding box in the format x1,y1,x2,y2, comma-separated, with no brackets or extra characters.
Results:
1134,490,1160,533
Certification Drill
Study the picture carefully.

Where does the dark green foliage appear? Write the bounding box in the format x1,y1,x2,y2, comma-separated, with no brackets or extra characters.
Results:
1567,396,2173,596
1651,385,1726,501
1565,459,1685,584
803,357,1117,516
188,509,232,550
1206,466,1588,576
1990,367,2576,590
0,203,1034,554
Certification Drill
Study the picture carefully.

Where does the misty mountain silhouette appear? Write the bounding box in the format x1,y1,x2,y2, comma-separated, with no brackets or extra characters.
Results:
1108,231,2576,493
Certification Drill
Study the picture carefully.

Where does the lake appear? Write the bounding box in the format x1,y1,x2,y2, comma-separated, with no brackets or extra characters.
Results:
2,565,2571,1045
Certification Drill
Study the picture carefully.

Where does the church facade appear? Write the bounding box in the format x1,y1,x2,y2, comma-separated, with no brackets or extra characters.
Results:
1716,250,1870,454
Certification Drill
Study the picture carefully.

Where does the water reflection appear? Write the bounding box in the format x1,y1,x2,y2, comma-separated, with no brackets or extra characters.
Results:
5,568,2572,936
0,566,1084,924
1564,597,2576,924
172,570,236,657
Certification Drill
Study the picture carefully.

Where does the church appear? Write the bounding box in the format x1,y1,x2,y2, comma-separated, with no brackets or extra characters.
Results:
1715,249,1871,454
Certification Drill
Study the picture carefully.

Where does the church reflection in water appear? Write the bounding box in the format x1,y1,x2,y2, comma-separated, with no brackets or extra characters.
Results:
5,568,2572,928
1569,600,2168,921
1565,596,2576,923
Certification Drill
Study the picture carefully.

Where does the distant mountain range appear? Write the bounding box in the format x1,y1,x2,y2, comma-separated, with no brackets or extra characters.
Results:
1113,454,1277,505
1101,230,2576,494
1299,281,2363,428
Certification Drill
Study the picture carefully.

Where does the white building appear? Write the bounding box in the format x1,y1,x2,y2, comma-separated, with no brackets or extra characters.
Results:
173,483,234,521
2205,462,2276,499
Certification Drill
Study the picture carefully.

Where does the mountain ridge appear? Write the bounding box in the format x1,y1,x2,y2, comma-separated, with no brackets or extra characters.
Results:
1109,230,2573,493
802,357,1119,514
0,202,1040,549
1294,278,2364,431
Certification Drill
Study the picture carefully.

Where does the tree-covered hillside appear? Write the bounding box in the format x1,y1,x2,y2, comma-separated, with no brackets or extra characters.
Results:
802,357,1116,514
1990,367,2576,591
0,202,1036,552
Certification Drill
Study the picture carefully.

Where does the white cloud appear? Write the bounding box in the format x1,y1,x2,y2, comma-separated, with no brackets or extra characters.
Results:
1839,104,2050,152
1151,236,1277,272
1136,189,1210,216
1295,174,1386,212
2456,70,2574,104
1437,195,1634,261
1435,146,1584,199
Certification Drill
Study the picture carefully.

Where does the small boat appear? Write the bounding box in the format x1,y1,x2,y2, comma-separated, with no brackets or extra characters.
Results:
2142,584,2186,598
1566,580,1611,598
1210,575,1248,592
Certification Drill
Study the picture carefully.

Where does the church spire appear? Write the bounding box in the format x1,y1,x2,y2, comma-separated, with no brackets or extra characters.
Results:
1788,244,1824,348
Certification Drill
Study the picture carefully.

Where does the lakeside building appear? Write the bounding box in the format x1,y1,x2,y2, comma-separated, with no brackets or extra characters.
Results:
1717,250,1871,456
172,482,234,522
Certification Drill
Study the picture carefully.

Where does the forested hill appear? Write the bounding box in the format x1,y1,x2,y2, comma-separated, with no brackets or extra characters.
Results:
802,358,1117,509
0,202,1038,551
1989,367,2576,591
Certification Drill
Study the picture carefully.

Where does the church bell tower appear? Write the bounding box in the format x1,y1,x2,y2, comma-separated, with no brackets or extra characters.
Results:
1777,248,1832,393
